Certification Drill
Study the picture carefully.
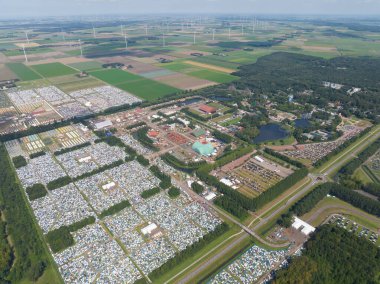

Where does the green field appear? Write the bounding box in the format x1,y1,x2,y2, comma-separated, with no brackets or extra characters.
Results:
89,69,143,85
68,61,103,71
30,62,78,78
3,47,54,56
6,63,42,81
116,79,179,101
188,69,239,83
89,68,179,101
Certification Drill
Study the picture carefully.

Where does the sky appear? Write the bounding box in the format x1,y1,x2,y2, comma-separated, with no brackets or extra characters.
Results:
1,0,380,18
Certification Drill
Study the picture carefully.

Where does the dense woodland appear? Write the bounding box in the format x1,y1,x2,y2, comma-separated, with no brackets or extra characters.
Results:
234,52,380,119
0,144,50,282
274,225,380,284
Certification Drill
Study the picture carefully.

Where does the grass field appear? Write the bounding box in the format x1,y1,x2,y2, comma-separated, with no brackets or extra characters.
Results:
7,63,42,81
302,196,380,231
89,68,180,101
30,62,78,78
116,79,179,101
3,47,54,56
68,61,103,71
56,77,105,93
188,69,238,83
89,69,143,85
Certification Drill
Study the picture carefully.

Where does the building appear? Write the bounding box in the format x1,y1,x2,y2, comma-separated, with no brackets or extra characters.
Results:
192,128,206,138
102,182,116,190
94,120,113,130
254,156,264,163
205,192,216,201
192,141,214,156
199,104,217,114
141,223,158,235
292,217,315,236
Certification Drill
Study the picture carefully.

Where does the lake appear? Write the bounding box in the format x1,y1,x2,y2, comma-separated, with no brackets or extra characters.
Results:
253,123,289,143
294,118,310,128
210,95,234,102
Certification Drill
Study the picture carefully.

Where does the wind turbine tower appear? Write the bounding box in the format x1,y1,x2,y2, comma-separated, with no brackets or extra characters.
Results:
78,39,83,57
92,25,96,38
212,29,215,41
193,31,196,45
22,44,28,62
124,35,128,50
25,31,30,44
228,27,231,40
145,25,148,36
162,33,165,47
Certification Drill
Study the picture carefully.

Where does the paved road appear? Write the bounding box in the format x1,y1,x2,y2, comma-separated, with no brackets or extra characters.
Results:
306,204,380,226
176,232,248,284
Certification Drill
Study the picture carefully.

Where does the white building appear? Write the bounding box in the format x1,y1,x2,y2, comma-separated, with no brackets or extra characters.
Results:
141,223,158,235
292,217,315,236
94,120,113,130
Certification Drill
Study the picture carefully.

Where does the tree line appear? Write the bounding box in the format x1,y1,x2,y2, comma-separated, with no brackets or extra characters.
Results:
0,144,52,282
274,225,380,284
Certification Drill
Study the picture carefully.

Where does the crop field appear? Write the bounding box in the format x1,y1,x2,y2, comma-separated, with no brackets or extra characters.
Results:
68,61,103,71
188,69,238,83
116,79,179,101
89,69,143,85
30,62,78,78
3,47,54,57
7,63,42,81
55,77,105,93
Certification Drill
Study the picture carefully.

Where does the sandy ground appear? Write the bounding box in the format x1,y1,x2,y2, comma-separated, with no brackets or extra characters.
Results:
98,56,162,74
184,60,235,73
14,42,40,48
302,45,337,52
0,64,17,80
0,53,10,64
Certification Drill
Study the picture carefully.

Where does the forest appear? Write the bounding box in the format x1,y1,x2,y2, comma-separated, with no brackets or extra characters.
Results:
0,144,51,282
233,52,380,119
274,225,380,284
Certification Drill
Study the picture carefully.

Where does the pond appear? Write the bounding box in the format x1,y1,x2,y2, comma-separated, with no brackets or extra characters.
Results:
253,123,289,144
179,97,202,106
209,95,234,102
294,118,310,128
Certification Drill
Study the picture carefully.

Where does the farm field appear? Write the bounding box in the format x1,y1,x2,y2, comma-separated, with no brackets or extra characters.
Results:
7,62,42,80
30,62,78,78
68,61,103,71
116,79,179,101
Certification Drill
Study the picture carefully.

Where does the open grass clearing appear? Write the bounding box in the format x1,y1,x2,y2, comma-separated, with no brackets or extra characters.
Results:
116,79,179,101
7,62,42,81
30,62,78,78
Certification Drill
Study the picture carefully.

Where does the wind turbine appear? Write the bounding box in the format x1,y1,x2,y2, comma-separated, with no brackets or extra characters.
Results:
120,24,124,36
92,24,96,38
193,31,196,45
212,29,215,41
22,44,28,62
124,34,128,51
24,31,30,44
241,23,244,36
145,25,148,36
162,33,165,47
78,39,83,57
228,27,231,40
61,29,65,41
